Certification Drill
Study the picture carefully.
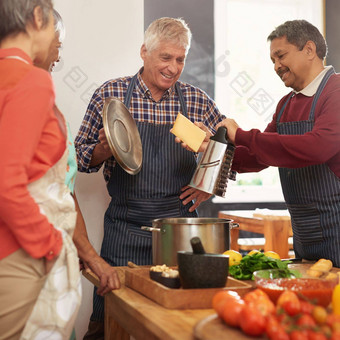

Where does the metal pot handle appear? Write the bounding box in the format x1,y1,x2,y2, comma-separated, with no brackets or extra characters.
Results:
141,226,161,232
229,222,239,229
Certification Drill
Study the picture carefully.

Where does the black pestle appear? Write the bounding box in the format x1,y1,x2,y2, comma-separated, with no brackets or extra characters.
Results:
190,236,206,254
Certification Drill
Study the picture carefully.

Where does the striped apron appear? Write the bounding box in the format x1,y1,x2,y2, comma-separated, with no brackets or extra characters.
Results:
92,75,198,321
277,67,340,266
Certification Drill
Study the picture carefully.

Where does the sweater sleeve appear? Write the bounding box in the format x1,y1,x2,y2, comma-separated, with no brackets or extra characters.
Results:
0,69,62,259
235,87,340,170
231,110,278,173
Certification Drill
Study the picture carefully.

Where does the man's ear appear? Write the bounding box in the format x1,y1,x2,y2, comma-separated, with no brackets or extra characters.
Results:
304,40,317,59
140,44,147,60
32,6,44,30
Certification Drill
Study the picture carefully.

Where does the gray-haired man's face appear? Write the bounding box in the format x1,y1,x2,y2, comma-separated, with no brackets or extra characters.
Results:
140,40,187,97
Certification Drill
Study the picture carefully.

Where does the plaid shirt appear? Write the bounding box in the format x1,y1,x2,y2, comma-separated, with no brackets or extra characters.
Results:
75,69,225,183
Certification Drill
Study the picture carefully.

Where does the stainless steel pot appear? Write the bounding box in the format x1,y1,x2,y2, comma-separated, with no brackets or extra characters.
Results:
141,217,238,266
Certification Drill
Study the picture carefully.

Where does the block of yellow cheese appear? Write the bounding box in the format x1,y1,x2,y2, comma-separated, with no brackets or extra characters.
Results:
171,113,206,152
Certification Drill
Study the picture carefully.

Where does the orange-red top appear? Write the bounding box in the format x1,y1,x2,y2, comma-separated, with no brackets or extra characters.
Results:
0,48,65,260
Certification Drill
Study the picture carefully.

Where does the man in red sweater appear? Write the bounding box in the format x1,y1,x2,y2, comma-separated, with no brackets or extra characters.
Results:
217,20,340,266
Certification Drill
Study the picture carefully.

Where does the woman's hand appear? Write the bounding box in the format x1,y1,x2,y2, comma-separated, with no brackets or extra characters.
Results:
84,257,121,295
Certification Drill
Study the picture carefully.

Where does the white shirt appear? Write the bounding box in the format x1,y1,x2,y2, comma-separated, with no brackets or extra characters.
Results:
296,65,333,97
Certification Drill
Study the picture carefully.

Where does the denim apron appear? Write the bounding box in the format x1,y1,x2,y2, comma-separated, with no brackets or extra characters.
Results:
277,67,340,266
92,74,197,321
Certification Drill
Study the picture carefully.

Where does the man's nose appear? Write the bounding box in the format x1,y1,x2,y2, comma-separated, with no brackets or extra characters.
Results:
274,60,281,73
167,59,177,73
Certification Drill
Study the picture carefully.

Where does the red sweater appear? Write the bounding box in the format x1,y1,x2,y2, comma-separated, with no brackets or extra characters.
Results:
0,48,65,260
232,73,340,178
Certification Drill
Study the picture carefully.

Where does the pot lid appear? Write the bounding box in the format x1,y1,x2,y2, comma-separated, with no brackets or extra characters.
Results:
102,97,142,175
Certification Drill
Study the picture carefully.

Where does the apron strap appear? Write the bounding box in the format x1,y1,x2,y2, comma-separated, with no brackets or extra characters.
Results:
175,82,188,117
276,92,294,124
276,67,335,124
124,74,138,109
309,67,335,120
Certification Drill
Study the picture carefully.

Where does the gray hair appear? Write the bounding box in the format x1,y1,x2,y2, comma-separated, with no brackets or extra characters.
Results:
53,8,65,41
144,17,192,55
267,19,327,60
0,0,53,42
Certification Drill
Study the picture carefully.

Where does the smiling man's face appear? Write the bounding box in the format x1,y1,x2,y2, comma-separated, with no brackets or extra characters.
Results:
270,36,310,92
140,40,187,99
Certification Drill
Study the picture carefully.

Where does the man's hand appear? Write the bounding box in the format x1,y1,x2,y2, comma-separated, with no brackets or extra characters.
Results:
180,186,212,212
98,128,111,153
90,128,113,166
173,122,212,153
84,257,121,295
216,118,239,144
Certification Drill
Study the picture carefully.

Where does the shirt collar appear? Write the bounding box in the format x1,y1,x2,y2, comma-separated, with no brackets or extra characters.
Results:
295,65,333,97
0,48,32,65
135,67,175,101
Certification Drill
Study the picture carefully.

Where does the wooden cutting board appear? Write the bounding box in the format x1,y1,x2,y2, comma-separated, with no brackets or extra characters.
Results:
124,267,252,309
194,314,265,340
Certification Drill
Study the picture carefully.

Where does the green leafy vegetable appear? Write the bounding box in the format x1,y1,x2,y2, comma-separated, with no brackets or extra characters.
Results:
228,252,300,280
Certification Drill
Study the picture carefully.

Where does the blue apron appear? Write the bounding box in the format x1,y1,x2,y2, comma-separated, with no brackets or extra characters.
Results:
92,75,197,321
277,67,340,266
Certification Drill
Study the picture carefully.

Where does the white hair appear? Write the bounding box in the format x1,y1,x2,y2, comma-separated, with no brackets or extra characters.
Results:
144,17,192,55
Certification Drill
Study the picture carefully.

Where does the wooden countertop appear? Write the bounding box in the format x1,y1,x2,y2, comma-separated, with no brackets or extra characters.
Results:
84,267,217,340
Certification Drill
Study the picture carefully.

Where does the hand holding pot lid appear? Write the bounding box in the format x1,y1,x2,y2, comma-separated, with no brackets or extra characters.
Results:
102,97,142,175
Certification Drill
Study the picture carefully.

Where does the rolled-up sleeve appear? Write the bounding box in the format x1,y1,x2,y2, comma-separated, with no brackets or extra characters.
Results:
74,92,104,173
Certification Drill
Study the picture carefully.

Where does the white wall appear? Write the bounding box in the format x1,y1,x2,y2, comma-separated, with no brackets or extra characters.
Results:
52,1,144,338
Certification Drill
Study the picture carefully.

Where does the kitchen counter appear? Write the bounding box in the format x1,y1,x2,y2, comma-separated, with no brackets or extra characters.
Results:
84,267,216,340
83,263,339,340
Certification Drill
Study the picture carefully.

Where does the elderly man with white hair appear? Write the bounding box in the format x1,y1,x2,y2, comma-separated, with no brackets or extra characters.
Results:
75,17,225,339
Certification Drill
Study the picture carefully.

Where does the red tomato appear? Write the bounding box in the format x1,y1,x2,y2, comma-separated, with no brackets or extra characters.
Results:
243,288,269,304
308,330,328,340
331,331,340,340
252,296,275,316
300,300,315,315
212,290,240,317
282,298,301,316
327,314,340,329
221,297,245,328
265,315,289,340
266,314,280,338
239,303,266,336
271,329,289,340
290,330,309,340
297,313,317,328
243,288,274,317
277,290,299,307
